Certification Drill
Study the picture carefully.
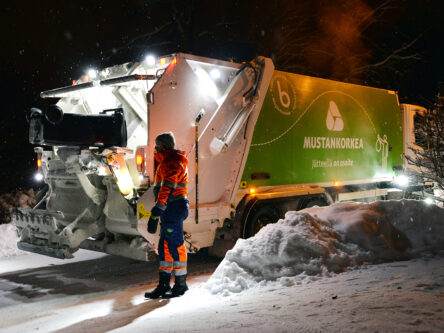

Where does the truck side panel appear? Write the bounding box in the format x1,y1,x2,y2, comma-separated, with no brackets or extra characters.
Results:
242,71,403,187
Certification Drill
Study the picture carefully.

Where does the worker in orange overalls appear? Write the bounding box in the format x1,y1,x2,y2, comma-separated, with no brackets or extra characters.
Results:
145,132,189,299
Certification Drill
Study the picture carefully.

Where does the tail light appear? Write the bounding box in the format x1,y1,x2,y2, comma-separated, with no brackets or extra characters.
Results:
135,146,146,173
158,56,177,67
34,147,44,182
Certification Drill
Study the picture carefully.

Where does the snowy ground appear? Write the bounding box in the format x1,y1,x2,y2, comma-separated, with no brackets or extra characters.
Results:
0,199,443,332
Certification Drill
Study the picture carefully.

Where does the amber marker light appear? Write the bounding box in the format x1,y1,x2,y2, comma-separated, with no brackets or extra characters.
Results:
135,146,145,173
334,180,340,187
249,188,256,194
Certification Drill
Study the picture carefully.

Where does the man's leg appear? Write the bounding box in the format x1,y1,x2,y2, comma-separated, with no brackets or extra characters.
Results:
162,199,189,298
144,232,172,299
170,242,188,298
163,226,188,297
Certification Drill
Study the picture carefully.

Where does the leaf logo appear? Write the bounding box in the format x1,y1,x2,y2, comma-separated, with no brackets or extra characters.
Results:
326,101,344,131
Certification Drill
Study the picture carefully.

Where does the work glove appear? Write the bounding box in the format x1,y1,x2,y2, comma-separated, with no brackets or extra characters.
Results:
147,206,163,234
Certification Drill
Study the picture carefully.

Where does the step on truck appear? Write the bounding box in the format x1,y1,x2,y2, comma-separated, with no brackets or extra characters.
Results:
11,53,426,260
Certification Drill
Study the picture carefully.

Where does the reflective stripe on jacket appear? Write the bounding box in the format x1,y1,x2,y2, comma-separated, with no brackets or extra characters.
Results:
153,149,189,210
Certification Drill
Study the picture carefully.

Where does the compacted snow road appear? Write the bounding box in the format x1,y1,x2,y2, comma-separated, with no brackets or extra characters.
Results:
0,250,221,332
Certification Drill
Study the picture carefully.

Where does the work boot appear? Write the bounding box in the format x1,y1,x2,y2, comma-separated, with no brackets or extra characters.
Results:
164,274,188,298
144,272,171,299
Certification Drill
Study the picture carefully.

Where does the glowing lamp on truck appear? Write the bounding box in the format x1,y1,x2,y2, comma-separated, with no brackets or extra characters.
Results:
34,155,43,182
135,146,145,173
145,55,156,66
394,175,409,187
210,68,221,79
106,153,134,198
424,198,434,205
87,69,97,79
135,146,149,189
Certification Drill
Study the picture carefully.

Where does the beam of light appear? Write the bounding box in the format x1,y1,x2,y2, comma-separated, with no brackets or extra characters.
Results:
194,67,218,99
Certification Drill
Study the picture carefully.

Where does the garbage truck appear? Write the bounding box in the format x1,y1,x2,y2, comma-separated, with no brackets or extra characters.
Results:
11,53,426,260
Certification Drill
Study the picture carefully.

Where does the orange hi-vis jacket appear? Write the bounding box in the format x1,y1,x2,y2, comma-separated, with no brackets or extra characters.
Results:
153,149,189,211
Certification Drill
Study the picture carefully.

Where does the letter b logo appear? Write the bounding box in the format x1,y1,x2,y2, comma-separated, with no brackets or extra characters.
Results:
277,80,290,108
271,75,295,116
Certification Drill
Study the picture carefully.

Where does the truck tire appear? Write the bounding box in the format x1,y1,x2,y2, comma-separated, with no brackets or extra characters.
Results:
302,197,328,209
244,205,280,238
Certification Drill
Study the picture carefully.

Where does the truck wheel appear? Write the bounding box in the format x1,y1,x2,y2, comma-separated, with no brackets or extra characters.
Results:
303,198,328,209
244,205,280,238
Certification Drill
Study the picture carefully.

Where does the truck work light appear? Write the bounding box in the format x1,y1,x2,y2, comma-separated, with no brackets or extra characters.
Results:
394,175,409,187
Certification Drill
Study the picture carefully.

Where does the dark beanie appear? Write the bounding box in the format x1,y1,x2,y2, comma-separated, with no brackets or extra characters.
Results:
155,132,175,149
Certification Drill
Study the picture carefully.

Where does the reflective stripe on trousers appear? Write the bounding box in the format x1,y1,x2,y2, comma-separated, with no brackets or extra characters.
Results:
158,241,187,275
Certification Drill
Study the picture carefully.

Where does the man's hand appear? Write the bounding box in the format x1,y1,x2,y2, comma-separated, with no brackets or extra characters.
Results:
147,206,162,234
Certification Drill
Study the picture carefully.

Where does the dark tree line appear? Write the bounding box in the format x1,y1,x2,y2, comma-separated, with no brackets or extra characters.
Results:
406,89,444,193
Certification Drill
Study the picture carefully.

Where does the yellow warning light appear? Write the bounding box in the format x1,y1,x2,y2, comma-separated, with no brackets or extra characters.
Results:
334,180,340,187
160,57,167,65
249,188,255,194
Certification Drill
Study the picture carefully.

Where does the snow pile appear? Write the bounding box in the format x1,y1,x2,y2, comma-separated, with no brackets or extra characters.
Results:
206,200,444,295
0,223,26,257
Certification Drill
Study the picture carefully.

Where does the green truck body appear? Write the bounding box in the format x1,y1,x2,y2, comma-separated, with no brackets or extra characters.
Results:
242,70,404,188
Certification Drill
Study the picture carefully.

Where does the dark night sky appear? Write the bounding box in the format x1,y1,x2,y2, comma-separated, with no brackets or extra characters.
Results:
0,0,443,193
